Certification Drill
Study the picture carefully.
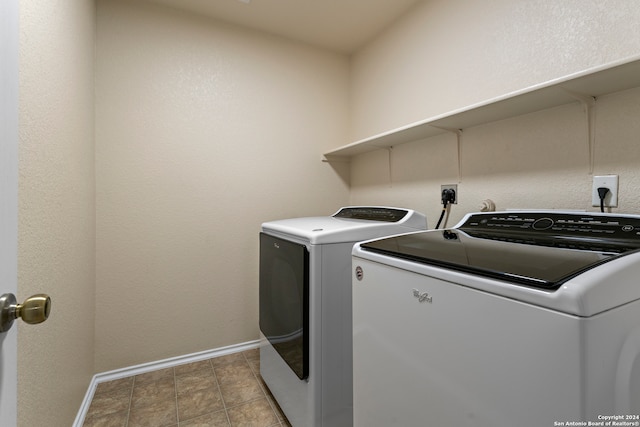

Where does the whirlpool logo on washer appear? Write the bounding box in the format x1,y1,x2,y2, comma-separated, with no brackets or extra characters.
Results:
412,289,433,304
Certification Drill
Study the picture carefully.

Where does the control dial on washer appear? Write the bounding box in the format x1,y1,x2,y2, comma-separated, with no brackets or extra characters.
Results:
532,217,554,230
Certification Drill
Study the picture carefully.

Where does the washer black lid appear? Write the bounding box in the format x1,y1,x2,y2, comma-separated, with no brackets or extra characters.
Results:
360,229,622,290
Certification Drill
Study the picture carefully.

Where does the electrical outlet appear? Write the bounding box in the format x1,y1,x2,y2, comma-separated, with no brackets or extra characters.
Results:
591,175,618,207
441,184,458,204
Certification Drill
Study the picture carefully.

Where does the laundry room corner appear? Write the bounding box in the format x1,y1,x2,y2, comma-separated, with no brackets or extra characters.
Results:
93,0,351,373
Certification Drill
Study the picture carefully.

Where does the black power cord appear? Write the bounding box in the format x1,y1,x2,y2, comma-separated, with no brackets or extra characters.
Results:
435,188,456,229
597,187,610,213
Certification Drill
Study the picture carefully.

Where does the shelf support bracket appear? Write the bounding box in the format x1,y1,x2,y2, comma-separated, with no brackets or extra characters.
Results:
322,155,350,163
431,126,463,182
563,88,596,174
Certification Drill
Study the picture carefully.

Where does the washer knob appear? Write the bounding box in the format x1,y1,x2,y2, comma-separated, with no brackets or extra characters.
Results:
532,217,554,230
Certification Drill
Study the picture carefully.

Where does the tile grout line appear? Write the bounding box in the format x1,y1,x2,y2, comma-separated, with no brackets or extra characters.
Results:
173,367,179,426
124,376,135,427
246,351,283,427
209,358,233,426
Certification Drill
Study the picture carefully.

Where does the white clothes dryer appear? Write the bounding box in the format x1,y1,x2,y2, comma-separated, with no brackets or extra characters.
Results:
259,206,427,427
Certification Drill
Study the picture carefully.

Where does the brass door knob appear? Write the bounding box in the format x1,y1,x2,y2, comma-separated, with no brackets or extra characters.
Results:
0,293,51,333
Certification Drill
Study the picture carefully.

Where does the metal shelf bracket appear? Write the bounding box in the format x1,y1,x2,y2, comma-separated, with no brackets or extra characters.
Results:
563,88,596,174
431,126,463,182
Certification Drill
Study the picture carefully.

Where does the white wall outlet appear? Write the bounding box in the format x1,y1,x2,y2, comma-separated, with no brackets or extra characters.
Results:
592,175,619,207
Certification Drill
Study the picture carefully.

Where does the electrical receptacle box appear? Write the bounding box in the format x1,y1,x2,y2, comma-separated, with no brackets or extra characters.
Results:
441,184,458,204
592,175,618,207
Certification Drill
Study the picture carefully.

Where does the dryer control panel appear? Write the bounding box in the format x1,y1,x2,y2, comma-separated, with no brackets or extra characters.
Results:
333,207,408,222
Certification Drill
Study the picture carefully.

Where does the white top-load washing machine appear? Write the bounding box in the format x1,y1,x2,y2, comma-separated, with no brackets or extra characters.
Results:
260,206,427,427
352,211,640,427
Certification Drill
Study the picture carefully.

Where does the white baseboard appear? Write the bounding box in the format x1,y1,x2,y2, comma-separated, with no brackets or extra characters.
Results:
73,339,260,427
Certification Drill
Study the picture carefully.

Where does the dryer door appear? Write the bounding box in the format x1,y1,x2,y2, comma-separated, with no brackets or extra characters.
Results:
259,233,309,380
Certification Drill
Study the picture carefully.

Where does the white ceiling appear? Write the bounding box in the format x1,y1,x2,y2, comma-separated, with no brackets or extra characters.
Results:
142,0,423,53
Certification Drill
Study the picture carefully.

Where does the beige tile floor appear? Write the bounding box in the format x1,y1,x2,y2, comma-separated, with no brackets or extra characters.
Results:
82,348,292,427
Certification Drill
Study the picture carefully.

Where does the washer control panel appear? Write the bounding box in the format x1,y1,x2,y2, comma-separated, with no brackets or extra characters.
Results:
460,212,640,241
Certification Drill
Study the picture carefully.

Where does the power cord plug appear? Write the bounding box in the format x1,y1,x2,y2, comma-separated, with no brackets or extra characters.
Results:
597,187,610,213
436,189,456,229
441,188,456,206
